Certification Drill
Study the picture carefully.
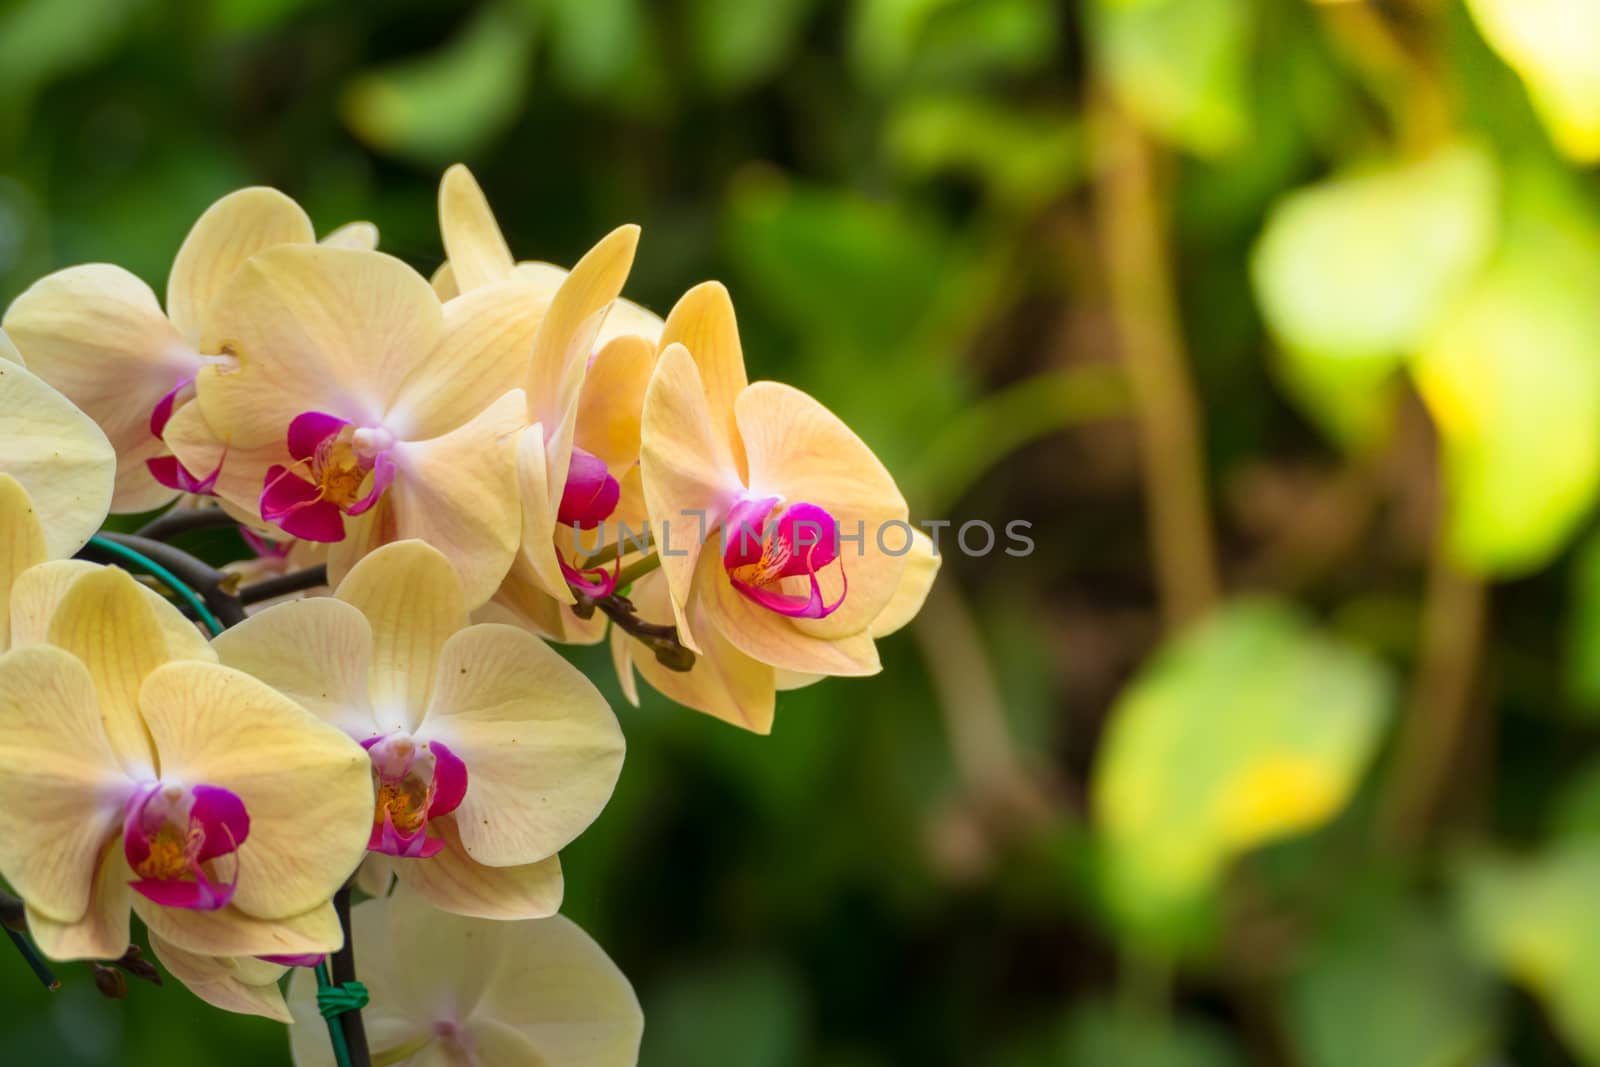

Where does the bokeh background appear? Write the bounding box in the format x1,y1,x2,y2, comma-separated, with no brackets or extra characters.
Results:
6,0,1600,1064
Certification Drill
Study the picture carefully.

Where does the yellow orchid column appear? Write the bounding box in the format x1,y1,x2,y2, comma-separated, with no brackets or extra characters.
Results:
160,244,533,604
0,337,115,651
3,190,374,511
0,565,373,962
211,540,625,919
287,885,642,1067
626,283,941,733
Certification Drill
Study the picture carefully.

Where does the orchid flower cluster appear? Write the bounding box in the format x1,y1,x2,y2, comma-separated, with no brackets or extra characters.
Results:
0,165,937,1065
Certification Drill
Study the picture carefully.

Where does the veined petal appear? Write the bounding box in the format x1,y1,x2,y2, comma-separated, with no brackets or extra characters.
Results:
614,570,776,733
0,327,21,363
575,333,657,471
658,281,750,477
870,528,941,638
2,263,192,512
419,624,623,867
140,895,343,959
194,245,443,449
211,597,376,737
0,474,48,650
526,225,641,431
392,276,553,441
0,646,134,923
9,559,214,660
320,221,380,251
25,839,132,961
438,164,515,292
161,399,283,523
335,540,468,732
148,933,293,1023
382,390,526,607
0,358,116,557
736,381,910,639
392,816,563,920
639,343,746,650
139,662,372,921
485,557,609,644
167,187,315,345
514,427,575,605
47,566,177,776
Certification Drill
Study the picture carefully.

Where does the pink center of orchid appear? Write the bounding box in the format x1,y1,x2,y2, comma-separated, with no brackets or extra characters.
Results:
362,734,467,859
558,446,623,598
146,376,226,495
122,782,250,912
722,495,847,619
260,412,398,543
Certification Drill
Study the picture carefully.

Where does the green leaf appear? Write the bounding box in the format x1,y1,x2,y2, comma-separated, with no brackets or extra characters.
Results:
1091,600,1393,949
1252,144,1498,448
887,94,1084,213
1285,886,1498,1067
1465,0,1600,163
687,0,814,95
341,6,535,164
851,0,1058,86
1090,0,1253,157
1565,532,1600,715
1459,838,1600,1065
1412,165,1600,577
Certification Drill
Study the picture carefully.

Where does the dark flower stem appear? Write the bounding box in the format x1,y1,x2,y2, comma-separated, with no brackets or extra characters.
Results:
331,886,371,1067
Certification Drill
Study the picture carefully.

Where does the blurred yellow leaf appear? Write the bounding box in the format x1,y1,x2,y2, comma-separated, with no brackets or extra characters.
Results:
1090,0,1252,157
1412,167,1600,577
1460,839,1600,1064
1252,144,1498,447
1092,600,1392,948
1466,0,1600,162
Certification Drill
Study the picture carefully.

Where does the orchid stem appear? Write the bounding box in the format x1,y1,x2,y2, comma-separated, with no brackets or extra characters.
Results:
133,506,240,542
239,565,329,604
613,552,661,590
330,886,372,1067
84,533,247,631
578,530,654,569
4,925,59,992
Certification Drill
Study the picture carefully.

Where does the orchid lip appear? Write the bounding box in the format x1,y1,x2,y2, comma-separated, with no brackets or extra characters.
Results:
122,782,249,912
722,496,847,619
259,411,398,542
362,733,467,858
557,446,621,528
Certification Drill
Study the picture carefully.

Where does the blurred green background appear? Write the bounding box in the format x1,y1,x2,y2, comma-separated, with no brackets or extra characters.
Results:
11,0,1600,1063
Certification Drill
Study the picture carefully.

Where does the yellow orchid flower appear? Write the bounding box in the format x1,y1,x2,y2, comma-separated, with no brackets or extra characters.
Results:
2,190,376,512
629,283,938,724
287,885,642,1067
159,244,531,606
211,540,624,920
148,933,295,1023
0,565,372,961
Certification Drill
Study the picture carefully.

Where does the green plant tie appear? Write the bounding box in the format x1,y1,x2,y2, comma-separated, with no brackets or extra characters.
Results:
318,979,370,1018
86,535,224,637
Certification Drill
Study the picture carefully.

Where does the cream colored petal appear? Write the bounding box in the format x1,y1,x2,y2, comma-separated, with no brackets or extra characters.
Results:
139,662,372,920
149,932,293,1023
195,245,443,449
869,528,941,638
699,542,882,676
167,187,316,344
639,343,746,651
526,225,641,430
354,854,394,899
439,164,515,292
384,390,526,608
419,623,624,867
430,260,459,302
46,566,173,775
2,263,191,512
25,839,132,961
659,280,750,474
320,221,380,251
0,645,132,922
0,326,22,363
393,816,563,920
211,596,377,738
473,912,643,1067
9,558,214,660
609,619,641,707
0,474,48,650
159,398,282,522
516,422,575,606
575,333,657,470
322,499,394,593
620,570,776,733
392,276,552,441
139,896,343,958
597,296,665,349
736,380,910,639
334,539,467,731
0,359,116,556
488,553,608,644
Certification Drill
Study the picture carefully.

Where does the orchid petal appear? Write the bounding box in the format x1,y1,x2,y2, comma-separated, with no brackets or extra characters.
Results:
319,221,379,251
0,474,48,650
658,280,750,477
514,426,575,605
334,540,467,732
25,839,132,961
420,623,623,867
527,225,640,430
575,333,657,470
484,554,609,644
167,187,315,344
0,359,116,557
139,894,343,959
870,528,941,638
0,646,133,923
212,595,376,737
438,164,516,292
148,932,293,1023
392,816,563,921
139,662,372,921
10,558,213,660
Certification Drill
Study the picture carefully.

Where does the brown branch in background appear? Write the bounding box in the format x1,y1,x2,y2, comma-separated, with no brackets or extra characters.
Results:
1091,99,1220,630
1379,537,1487,849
